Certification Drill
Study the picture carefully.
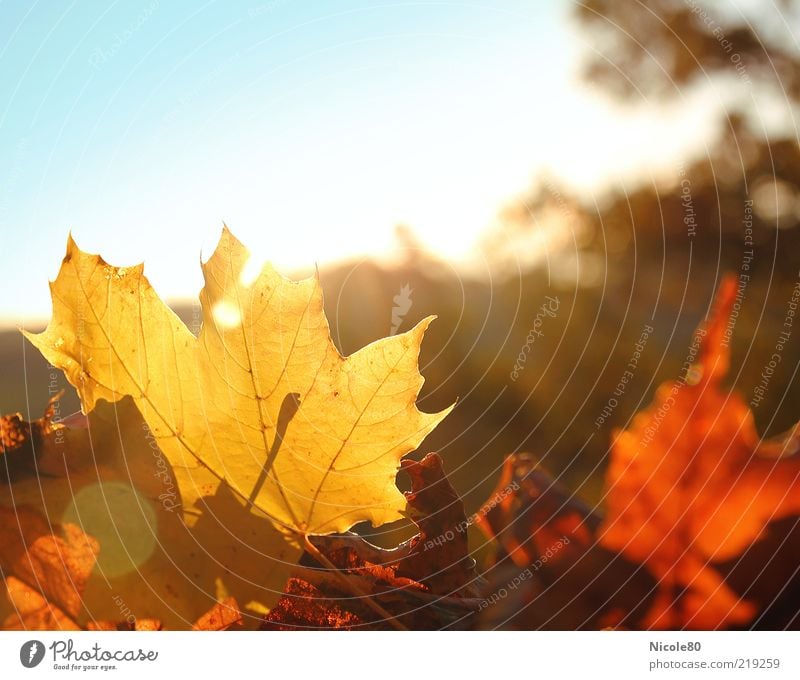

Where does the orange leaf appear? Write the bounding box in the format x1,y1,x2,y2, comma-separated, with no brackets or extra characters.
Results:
3,577,81,630
0,505,98,630
192,597,242,631
599,275,800,629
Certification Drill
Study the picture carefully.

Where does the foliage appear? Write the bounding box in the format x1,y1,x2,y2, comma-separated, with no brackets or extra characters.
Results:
3,255,799,629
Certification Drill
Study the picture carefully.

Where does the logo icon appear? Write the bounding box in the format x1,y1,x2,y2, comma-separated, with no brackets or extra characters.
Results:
390,284,413,336
20,640,45,668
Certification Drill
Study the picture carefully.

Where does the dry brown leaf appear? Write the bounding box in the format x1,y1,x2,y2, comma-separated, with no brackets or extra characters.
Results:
475,453,654,630
3,577,81,630
476,452,598,569
0,504,98,630
263,453,481,630
2,398,298,629
192,597,242,631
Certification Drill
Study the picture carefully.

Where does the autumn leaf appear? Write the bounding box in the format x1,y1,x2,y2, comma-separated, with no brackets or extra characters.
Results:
87,618,163,631
0,505,98,630
0,401,98,630
1,398,299,628
0,406,246,631
21,227,450,621
599,275,800,629
192,597,242,631
263,453,480,630
0,394,68,482
476,452,598,569
475,453,654,630
4,578,81,631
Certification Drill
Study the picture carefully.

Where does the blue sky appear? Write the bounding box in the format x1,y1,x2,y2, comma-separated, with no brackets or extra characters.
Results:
0,0,718,324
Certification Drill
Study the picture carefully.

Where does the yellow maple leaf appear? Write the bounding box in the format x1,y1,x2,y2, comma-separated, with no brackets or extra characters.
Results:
25,227,449,538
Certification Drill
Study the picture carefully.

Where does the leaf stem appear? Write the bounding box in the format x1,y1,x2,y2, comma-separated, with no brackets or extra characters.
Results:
301,534,408,631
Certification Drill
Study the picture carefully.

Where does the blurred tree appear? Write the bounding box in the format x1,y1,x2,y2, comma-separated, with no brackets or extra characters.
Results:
576,0,800,102
263,3,798,523
483,0,800,440
570,0,800,247
493,0,800,263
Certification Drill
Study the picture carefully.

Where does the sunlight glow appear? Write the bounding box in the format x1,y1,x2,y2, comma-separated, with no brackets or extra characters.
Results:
239,254,265,288
62,482,157,578
212,300,242,328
